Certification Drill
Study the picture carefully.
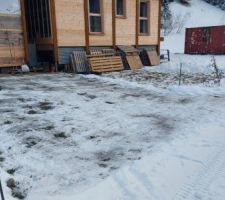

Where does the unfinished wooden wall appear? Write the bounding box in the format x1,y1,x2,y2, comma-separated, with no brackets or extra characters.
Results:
0,13,25,67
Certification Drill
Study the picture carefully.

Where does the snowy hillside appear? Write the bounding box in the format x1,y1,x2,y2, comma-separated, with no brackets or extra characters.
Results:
162,0,225,53
0,0,20,14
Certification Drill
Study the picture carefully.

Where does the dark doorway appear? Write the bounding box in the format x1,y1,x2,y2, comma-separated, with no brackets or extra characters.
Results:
23,0,54,68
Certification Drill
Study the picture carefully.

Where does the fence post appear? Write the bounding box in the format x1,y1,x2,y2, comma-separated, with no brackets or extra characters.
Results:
179,63,183,86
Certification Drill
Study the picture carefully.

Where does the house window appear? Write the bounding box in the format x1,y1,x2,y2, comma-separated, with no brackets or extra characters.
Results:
139,1,149,34
89,0,103,33
116,0,126,17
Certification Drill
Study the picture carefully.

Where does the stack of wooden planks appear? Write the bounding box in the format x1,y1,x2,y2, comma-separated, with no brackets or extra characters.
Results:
88,49,124,73
117,45,143,70
0,14,25,68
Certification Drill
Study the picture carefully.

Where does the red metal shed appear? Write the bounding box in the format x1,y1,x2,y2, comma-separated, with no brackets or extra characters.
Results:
185,25,225,54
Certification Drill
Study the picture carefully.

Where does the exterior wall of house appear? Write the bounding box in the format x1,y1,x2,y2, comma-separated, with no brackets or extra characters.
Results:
55,0,86,47
54,0,160,47
115,1,136,45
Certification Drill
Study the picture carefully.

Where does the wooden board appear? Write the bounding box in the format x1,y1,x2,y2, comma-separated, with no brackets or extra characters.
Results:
126,55,143,70
89,56,124,73
147,50,160,66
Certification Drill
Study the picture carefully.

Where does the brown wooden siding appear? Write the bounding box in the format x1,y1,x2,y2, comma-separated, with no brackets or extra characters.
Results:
138,0,159,45
55,0,86,47
54,0,160,47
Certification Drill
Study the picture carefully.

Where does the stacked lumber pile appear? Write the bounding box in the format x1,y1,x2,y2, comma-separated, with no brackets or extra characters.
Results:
117,45,143,70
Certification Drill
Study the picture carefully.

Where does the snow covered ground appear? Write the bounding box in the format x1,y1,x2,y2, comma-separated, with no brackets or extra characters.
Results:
1,53,225,200
1,0,225,199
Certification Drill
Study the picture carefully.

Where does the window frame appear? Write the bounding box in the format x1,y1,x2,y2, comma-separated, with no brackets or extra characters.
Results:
116,0,126,19
88,0,104,34
139,0,150,36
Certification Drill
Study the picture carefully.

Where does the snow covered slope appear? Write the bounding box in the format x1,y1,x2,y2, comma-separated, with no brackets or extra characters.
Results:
0,0,20,14
162,0,225,53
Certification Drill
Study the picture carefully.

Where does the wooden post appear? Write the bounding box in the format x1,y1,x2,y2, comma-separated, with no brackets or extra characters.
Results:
20,0,29,63
84,0,90,54
157,0,162,55
135,0,139,47
50,0,59,66
112,0,116,50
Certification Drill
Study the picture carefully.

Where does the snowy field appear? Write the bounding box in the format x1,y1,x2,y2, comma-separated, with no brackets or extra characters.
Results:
1,54,225,200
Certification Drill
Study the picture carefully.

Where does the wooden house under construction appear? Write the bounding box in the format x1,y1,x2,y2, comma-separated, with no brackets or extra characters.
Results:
0,0,162,71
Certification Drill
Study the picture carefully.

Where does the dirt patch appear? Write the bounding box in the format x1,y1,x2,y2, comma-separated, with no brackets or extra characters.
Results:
7,168,18,175
23,136,41,148
11,182,28,200
96,149,124,167
0,156,5,162
0,108,15,113
77,92,97,100
27,110,38,115
54,132,68,139
38,101,54,111
4,120,13,125
178,98,192,104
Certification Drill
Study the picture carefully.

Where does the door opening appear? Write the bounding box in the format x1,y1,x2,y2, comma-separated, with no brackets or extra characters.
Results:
23,0,54,69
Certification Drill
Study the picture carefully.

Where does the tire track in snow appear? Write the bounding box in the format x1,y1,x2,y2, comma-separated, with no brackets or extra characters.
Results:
174,144,225,200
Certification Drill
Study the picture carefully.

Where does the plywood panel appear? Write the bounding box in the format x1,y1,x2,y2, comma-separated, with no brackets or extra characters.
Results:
126,55,143,70
147,50,160,66
138,0,159,45
116,0,136,45
55,0,85,46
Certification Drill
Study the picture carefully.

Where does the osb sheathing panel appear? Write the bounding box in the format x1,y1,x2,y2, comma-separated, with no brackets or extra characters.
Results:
138,0,159,45
89,1,113,46
116,1,136,45
55,0,85,46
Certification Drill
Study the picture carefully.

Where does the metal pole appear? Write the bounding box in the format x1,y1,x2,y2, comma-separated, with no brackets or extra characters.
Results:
179,63,182,86
0,178,5,200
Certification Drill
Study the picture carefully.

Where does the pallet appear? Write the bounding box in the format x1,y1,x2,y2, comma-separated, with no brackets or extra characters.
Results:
89,56,124,73
70,51,89,73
